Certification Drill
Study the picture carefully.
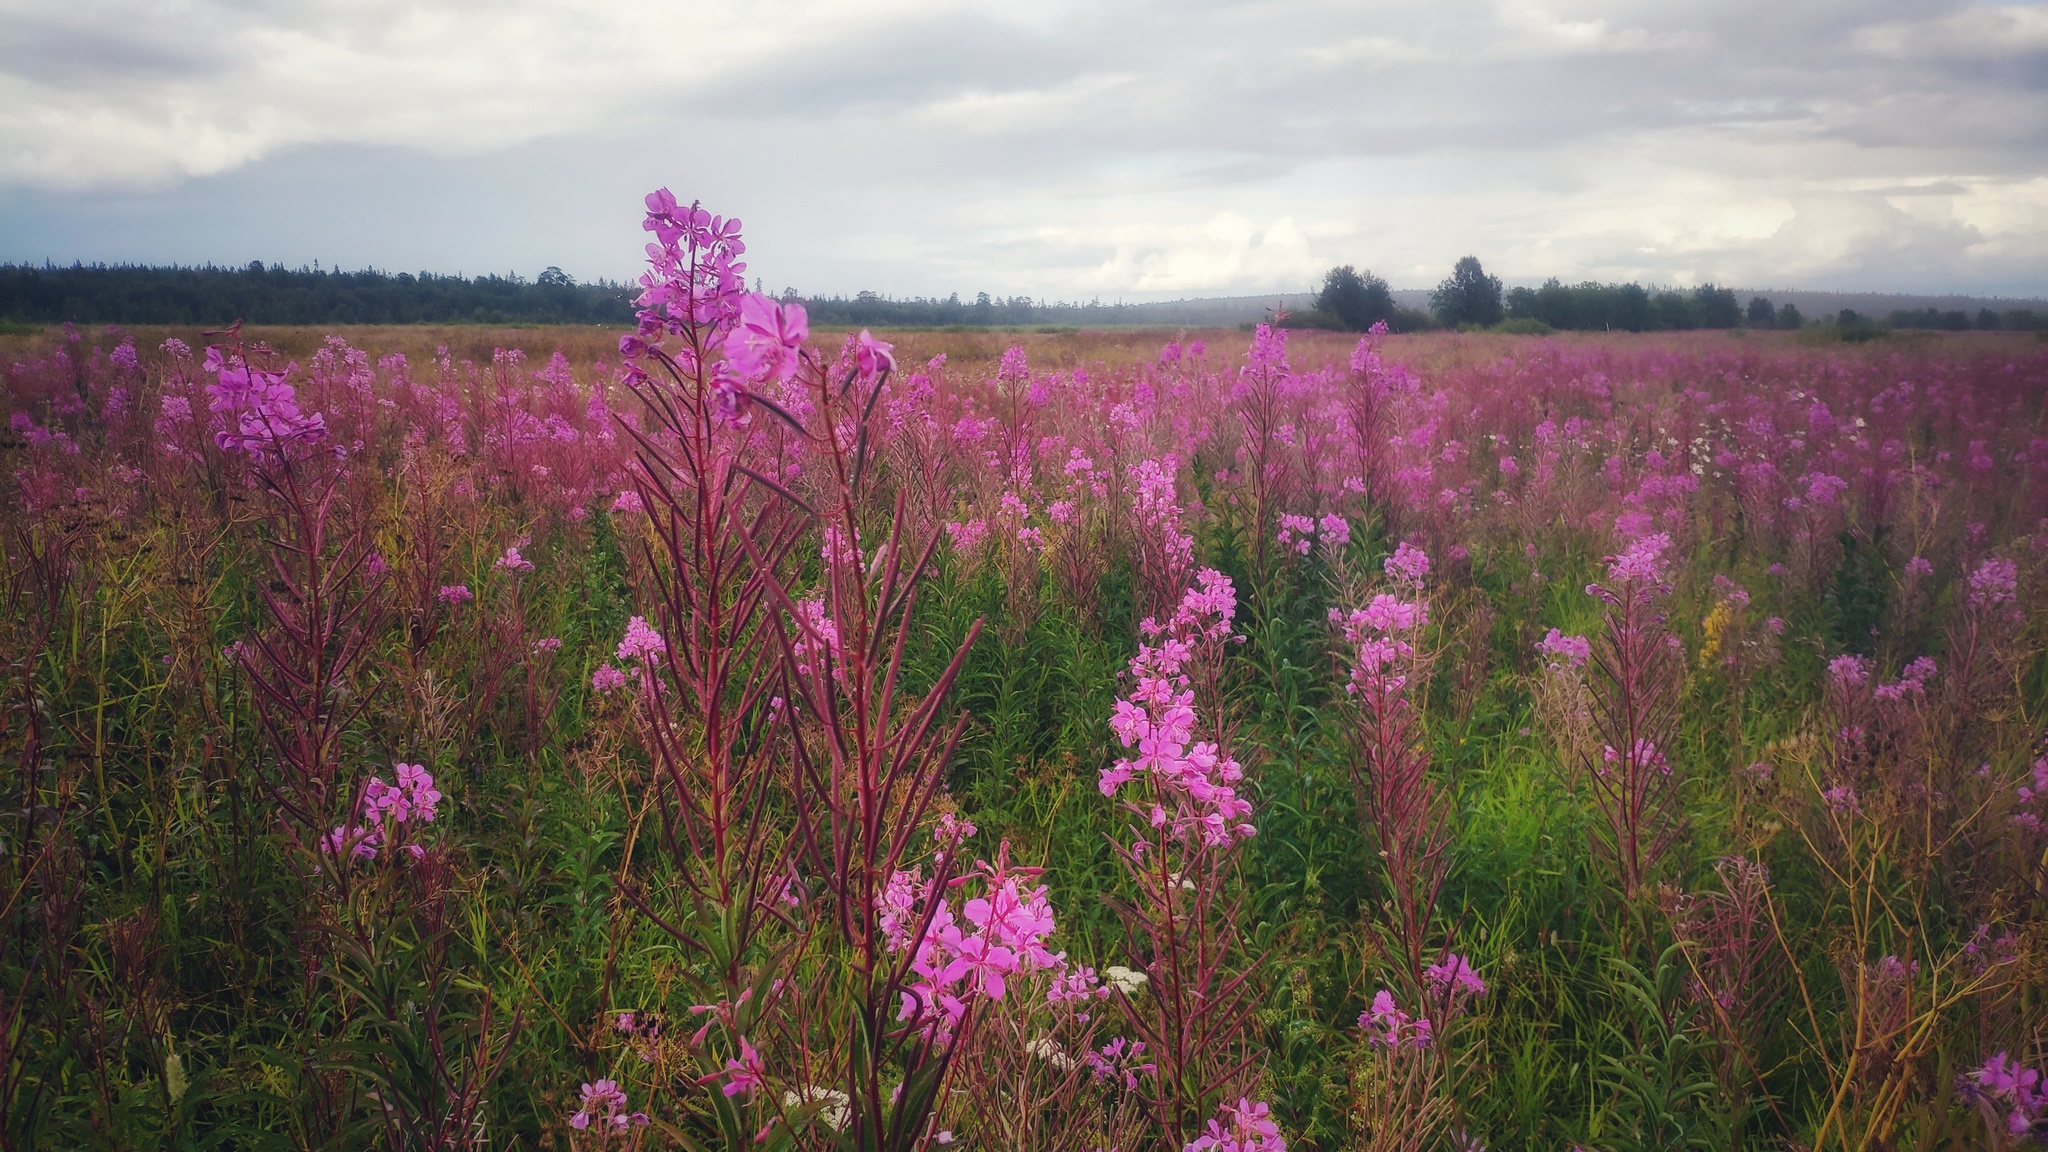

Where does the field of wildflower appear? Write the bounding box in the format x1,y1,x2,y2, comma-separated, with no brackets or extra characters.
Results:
3,192,2047,1152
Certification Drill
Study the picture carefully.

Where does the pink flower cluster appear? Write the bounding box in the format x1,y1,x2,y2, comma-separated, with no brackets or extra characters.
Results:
1599,738,1671,780
322,763,440,863
204,347,329,455
714,1037,765,1098
2013,755,2048,834
1604,532,1671,587
1536,628,1591,670
1184,1097,1286,1152
1275,512,1350,555
1333,550,1432,698
790,598,843,682
1084,1035,1154,1089
616,616,663,662
1359,953,1484,1053
1385,540,1430,586
1130,456,1196,591
568,1078,650,1132
1424,952,1488,1003
1873,656,1937,702
1101,571,1255,845
1359,989,1433,1050
1968,557,2020,611
879,852,1063,1037
1961,1052,2048,1138
630,189,746,341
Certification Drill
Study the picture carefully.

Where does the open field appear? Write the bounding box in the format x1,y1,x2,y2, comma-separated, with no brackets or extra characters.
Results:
3,291,2048,1152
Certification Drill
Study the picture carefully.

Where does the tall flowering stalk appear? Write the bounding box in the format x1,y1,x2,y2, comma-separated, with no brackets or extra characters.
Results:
1233,324,1293,585
1349,955,1486,1152
1128,456,1196,621
1581,533,1684,899
1333,542,1450,991
615,191,806,914
610,192,822,1148
208,338,389,882
615,189,1002,1150
757,319,999,1150
1100,460,1272,1146
1339,326,1413,534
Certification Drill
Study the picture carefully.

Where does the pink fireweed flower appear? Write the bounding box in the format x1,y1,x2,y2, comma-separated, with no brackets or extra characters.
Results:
1828,653,1871,688
1359,989,1432,1050
1967,557,2019,609
723,293,808,383
322,824,379,862
1318,513,1351,548
1598,739,1671,778
617,616,663,663
393,763,440,821
1874,656,1936,701
715,1037,766,1098
495,545,535,573
437,584,473,606
790,599,843,681
1277,513,1317,555
1102,569,1257,843
1385,541,1430,586
883,851,1063,1037
569,1079,649,1132
610,489,645,514
1086,1036,1154,1089
591,665,629,695
1185,1098,1286,1152
853,329,895,374
1536,628,1591,669
204,347,330,455
1424,953,1487,1006
944,518,990,556
1962,1051,2048,1136
1352,593,1427,634
1606,533,1672,585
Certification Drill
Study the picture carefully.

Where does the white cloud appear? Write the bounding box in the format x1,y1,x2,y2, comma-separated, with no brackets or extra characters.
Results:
0,0,2044,295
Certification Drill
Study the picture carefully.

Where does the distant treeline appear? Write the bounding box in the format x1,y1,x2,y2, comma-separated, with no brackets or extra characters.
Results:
5,260,2042,336
1291,260,2048,336
1882,306,2046,332
789,291,1248,329
1509,281,2047,333
1289,263,1758,333
0,264,1253,330
0,263,638,326
1504,279,1744,331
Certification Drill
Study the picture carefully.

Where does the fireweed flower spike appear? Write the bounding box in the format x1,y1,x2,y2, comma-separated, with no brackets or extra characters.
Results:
1581,530,1684,894
203,346,329,455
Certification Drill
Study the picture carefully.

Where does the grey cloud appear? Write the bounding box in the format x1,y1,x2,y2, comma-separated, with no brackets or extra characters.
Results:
0,0,2043,296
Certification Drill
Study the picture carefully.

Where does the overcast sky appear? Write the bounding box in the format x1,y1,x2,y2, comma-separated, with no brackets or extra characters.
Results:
1,0,2044,299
